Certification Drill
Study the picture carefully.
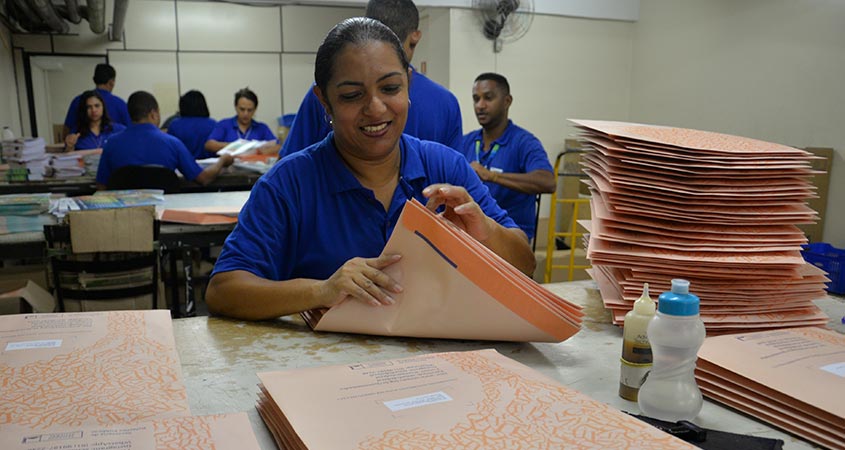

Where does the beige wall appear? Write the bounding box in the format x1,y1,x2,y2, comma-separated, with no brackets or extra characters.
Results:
448,8,635,218
0,23,22,137
630,0,845,246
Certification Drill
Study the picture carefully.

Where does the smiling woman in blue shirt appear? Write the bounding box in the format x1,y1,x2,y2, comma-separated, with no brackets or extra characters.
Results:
204,88,281,155
64,90,126,151
206,17,535,321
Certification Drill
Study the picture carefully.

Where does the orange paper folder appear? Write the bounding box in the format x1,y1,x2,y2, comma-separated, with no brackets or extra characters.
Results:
696,327,845,450
302,199,582,342
256,349,698,450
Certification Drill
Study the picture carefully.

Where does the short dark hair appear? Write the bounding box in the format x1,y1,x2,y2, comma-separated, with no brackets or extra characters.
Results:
179,90,210,117
93,63,116,85
365,0,419,42
74,90,113,137
234,88,258,108
127,91,159,122
314,17,409,102
475,72,510,96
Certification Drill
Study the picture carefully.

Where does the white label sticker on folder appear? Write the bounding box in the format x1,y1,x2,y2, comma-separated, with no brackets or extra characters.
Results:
5,339,62,351
820,362,845,377
384,392,453,412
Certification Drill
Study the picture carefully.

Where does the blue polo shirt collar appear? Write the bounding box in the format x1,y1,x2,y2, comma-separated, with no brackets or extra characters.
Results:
130,122,159,132
322,133,427,196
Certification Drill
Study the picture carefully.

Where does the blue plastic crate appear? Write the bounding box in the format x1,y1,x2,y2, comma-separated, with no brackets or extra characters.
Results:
801,243,845,295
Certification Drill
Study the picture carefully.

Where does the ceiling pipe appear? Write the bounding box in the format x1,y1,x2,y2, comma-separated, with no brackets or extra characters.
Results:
8,0,49,33
87,0,105,33
109,0,128,41
59,0,82,24
26,0,68,33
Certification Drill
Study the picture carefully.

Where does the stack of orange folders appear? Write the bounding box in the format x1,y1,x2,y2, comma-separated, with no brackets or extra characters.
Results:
695,327,845,450
160,205,241,225
256,349,699,450
572,119,829,333
0,311,261,450
302,199,582,342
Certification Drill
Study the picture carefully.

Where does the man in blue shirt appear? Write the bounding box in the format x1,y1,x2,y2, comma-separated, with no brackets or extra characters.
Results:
280,0,462,157
96,91,233,189
461,73,555,241
205,88,281,155
63,64,131,137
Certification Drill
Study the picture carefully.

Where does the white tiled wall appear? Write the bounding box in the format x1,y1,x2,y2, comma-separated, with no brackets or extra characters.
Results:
177,2,282,53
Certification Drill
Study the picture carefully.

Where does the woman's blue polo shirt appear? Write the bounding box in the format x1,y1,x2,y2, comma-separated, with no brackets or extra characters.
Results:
460,120,553,240
207,116,279,144
96,123,203,185
168,117,218,159
73,123,126,150
212,133,517,282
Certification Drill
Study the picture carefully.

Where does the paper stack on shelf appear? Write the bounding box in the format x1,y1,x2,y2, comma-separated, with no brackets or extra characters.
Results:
695,327,845,450
47,148,102,178
1,137,49,181
73,189,165,210
302,199,583,342
572,119,829,333
0,193,53,234
257,349,697,450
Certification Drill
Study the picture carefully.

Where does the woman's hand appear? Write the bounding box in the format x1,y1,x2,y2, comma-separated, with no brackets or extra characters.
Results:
423,184,495,242
64,133,80,151
317,254,403,308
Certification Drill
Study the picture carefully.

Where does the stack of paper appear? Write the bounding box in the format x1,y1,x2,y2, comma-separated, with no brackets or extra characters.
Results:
302,199,582,342
696,327,845,450
218,138,273,157
0,311,262,450
0,193,52,234
160,205,240,224
1,137,49,180
47,149,102,178
257,349,697,449
572,120,829,333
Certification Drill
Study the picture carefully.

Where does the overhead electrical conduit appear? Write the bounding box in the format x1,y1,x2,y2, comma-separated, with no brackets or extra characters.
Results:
59,0,82,24
26,0,68,33
87,0,105,34
110,0,128,41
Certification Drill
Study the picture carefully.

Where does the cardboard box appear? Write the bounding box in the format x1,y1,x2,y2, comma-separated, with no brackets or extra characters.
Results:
799,147,834,243
0,280,55,314
68,206,155,253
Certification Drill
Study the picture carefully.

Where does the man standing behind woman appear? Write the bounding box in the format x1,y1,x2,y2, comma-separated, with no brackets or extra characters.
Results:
205,88,281,155
280,0,462,157
461,73,556,241
63,63,131,138
64,90,125,151
167,90,217,160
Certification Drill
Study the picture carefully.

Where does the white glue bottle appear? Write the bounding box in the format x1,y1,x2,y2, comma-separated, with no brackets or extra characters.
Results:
637,279,706,421
619,283,656,401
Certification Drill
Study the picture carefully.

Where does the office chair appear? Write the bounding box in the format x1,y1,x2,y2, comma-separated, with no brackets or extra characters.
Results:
107,164,181,193
44,208,162,312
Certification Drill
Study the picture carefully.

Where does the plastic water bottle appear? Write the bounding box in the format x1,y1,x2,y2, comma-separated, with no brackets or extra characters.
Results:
1,126,14,141
619,283,656,401
637,279,706,421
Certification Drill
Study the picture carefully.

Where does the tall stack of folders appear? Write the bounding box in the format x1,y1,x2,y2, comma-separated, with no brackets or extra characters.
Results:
572,120,829,334
1,137,49,181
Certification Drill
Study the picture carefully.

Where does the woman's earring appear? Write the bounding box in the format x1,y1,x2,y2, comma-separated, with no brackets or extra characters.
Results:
324,114,333,127
408,99,412,107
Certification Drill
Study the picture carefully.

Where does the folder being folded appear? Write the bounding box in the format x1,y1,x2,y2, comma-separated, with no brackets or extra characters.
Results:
256,349,698,450
302,199,582,342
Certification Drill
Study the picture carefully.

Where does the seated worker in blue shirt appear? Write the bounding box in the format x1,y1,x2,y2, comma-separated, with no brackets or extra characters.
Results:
280,0,462,158
205,18,535,321
460,73,556,241
204,88,281,155
63,64,131,138
167,90,217,160
96,91,234,189
64,90,126,151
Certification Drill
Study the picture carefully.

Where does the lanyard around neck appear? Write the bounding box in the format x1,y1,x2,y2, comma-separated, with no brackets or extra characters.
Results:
237,123,252,140
475,140,500,168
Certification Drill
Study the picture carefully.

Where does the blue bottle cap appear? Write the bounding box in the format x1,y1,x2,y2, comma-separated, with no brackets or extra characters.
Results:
657,279,700,316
